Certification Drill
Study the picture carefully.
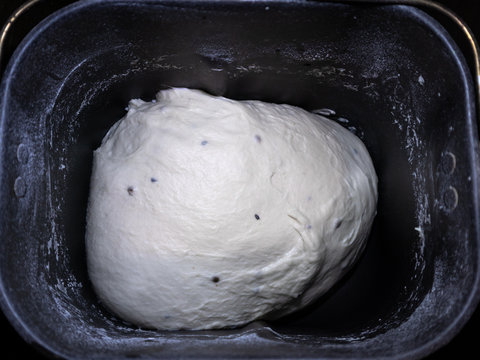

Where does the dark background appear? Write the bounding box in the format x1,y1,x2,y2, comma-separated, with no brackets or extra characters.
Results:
0,0,478,358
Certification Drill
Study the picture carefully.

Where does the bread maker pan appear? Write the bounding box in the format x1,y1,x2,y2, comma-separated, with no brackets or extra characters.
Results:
0,0,479,358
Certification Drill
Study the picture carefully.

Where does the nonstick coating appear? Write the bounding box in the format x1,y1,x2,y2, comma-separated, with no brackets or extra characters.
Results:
0,0,479,359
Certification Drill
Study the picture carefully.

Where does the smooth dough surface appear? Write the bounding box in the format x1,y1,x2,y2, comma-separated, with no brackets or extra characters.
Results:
86,88,378,330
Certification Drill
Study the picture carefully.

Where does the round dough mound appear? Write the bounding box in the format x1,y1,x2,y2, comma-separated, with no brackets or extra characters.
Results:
86,88,377,330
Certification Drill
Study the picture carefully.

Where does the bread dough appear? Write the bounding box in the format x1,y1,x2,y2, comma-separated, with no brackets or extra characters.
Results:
86,88,377,330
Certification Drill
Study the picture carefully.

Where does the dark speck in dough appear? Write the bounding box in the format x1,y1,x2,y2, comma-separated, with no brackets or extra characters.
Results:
201,140,208,146
211,276,220,283
127,186,134,195
151,177,158,183
255,134,262,143
335,220,343,229
255,214,260,220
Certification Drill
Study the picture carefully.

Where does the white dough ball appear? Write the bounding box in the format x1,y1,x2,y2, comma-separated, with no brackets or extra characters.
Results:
86,88,377,330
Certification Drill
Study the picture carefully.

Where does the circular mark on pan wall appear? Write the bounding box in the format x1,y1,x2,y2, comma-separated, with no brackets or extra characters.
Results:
14,177,26,197
16,144,29,164
441,152,456,175
443,186,458,211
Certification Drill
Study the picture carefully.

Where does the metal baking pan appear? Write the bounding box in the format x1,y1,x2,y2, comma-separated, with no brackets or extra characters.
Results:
0,0,479,358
